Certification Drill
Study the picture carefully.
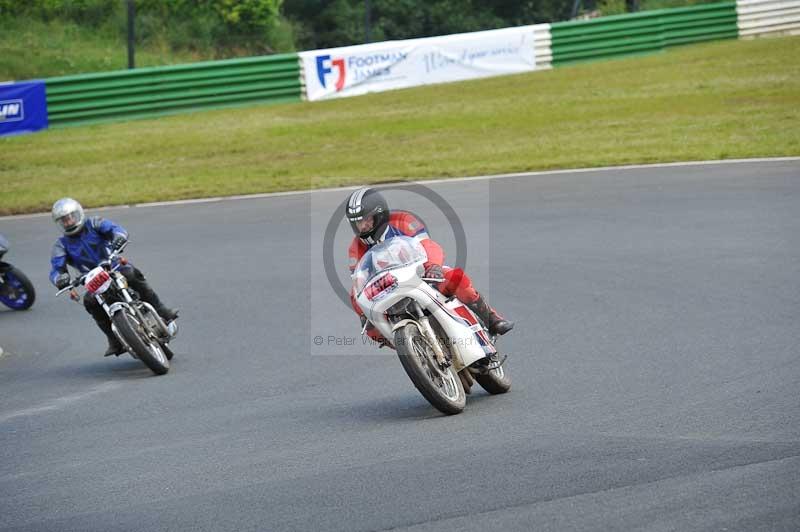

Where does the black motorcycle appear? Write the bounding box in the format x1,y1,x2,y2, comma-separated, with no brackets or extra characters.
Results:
0,234,36,311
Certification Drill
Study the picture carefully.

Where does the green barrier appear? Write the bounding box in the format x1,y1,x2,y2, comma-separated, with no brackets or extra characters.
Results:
551,2,738,66
45,53,302,127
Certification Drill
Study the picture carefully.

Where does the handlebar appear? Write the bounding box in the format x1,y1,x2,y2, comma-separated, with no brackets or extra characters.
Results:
55,274,85,297
108,240,128,261
55,240,130,297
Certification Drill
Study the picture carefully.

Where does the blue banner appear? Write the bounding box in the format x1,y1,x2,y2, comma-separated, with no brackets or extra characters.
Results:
0,80,48,136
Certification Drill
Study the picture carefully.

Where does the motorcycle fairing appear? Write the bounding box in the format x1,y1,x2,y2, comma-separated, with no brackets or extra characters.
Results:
361,262,496,369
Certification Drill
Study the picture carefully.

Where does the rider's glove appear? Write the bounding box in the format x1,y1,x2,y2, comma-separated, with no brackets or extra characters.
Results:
111,234,127,251
55,273,71,289
423,264,444,282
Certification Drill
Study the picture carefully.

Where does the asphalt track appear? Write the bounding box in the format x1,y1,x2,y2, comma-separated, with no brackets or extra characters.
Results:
1,160,798,531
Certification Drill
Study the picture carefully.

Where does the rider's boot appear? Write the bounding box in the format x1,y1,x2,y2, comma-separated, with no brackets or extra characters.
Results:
467,294,514,336
155,303,179,323
103,336,126,357
129,272,178,323
93,314,125,357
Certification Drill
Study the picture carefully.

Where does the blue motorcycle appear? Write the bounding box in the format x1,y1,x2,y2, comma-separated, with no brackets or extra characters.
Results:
0,234,35,310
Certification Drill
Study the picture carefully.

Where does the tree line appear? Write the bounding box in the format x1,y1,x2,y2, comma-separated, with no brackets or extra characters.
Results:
285,0,577,50
2,0,714,56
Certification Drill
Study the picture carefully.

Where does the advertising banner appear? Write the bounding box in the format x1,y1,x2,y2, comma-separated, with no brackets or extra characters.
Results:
0,80,48,136
300,26,538,101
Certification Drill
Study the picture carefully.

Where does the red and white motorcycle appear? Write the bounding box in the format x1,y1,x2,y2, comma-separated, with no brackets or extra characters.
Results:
354,236,510,415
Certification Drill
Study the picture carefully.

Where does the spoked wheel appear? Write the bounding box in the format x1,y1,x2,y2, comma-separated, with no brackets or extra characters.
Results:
468,317,511,395
112,310,170,375
0,267,35,310
395,323,465,415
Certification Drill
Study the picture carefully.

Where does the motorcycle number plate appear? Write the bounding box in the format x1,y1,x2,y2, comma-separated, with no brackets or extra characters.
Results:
85,267,112,295
364,272,398,301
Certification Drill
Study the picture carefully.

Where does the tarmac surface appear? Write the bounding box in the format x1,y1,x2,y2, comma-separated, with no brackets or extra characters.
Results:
1,160,798,531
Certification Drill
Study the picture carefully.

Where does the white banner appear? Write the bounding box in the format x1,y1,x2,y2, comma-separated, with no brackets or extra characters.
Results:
300,26,538,101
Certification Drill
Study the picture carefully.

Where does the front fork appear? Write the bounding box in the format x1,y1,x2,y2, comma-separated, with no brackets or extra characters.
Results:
100,276,174,341
410,301,451,369
98,277,137,352
99,274,135,316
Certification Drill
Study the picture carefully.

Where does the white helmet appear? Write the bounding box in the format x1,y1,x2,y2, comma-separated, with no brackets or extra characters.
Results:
52,198,86,236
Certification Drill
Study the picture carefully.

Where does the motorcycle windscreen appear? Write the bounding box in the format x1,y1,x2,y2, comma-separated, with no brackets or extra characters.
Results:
353,236,427,294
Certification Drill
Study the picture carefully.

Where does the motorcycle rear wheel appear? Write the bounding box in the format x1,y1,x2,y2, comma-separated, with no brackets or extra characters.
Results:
161,343,174,361
112,310,170,375
395,323,465,415
473,363,511,395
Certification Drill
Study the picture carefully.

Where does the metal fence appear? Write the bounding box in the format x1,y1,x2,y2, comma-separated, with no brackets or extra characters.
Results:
737,0,800,38
46,53,303,127
550,1,739,65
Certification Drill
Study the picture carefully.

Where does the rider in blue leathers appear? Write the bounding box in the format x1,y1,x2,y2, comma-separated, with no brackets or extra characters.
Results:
49,198,177,357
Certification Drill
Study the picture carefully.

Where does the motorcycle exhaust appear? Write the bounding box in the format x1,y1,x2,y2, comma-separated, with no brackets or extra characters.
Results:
139,302,177,339
458,370,474,394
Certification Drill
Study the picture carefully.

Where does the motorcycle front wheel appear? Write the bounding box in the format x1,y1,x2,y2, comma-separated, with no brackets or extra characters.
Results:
395,323,465,415
112,309,170,375
0,266,35,310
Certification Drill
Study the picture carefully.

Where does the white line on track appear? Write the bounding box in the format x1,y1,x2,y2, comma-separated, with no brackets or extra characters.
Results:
0,381,121,423
4,157,799,220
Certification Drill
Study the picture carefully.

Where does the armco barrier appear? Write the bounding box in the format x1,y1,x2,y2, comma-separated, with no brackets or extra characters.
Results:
45,53,303,127
737,0,800,38
550,2,739,65
533,23,553,68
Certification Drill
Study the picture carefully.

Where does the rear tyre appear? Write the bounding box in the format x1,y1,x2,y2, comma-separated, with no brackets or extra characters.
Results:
112,310,169,375
395,323,465,415
473,363,511,395
0,267,35,310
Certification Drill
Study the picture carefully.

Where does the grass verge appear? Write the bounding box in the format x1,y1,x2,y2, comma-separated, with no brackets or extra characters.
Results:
2,35,799,215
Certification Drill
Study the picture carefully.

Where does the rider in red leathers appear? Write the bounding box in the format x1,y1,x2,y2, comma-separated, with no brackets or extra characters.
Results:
346,187,513,346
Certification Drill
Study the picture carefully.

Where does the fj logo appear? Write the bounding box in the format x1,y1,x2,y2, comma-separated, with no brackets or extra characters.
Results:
316,55,346,91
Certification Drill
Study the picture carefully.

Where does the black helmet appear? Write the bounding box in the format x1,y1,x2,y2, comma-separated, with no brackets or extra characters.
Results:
345,187,389,245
